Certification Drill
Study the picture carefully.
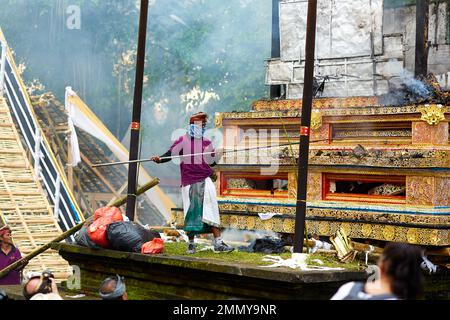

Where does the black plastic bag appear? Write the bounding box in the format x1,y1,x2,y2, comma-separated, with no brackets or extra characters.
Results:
239,236,287,254
74,221,102,250
106,221,160,253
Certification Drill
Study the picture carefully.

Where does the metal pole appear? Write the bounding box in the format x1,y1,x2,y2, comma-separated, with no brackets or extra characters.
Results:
126,0,149,221
0,42,6,94
415,0,429,78
270,0,281,99
293,0,317,254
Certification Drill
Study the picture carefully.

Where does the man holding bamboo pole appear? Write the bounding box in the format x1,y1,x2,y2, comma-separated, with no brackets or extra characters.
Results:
151,112,233,254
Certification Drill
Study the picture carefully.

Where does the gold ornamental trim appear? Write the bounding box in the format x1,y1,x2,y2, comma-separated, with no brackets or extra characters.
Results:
214,112,223,128
170,209,450,245
418,104,446,125
310,110,323,130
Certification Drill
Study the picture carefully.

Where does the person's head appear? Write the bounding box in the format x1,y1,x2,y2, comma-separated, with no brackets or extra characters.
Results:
189,112,208,128
0,225,12,245
378,242,424,300
23,270,56,300
99,275,128,300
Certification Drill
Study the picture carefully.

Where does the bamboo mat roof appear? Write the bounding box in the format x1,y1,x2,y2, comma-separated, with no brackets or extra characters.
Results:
30,93,165,226
0,95,71,281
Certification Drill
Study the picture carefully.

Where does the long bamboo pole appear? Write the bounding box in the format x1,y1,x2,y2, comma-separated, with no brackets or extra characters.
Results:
0,178,159,279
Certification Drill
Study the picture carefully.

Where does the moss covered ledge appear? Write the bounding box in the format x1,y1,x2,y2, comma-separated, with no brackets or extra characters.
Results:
50,242,368,300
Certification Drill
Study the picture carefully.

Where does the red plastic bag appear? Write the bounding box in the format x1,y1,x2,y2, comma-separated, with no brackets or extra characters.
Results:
141,238,164,255
93,206,123,221
88,207,123,248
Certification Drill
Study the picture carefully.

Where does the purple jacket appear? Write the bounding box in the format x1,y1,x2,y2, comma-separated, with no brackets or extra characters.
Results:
0,245,22,285
162,135,216,187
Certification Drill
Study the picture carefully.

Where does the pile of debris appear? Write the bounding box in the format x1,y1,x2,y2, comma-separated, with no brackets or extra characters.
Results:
75,207,163,254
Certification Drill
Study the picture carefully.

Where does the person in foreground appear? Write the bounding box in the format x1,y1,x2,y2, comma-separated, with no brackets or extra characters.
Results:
331,242,424,300
99,275,128,300
23,270,63,300
151,112,233,254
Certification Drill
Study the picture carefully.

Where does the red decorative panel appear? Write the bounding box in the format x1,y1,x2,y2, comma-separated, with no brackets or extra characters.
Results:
412,122,449,145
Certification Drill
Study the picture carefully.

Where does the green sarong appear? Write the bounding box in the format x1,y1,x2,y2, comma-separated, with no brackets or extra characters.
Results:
184,180,213,235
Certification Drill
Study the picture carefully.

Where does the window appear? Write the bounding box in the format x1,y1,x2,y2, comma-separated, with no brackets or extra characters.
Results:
323,173,406,204
220,172,289,198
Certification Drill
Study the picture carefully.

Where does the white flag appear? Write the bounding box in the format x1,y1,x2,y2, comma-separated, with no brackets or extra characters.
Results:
65,87,81,166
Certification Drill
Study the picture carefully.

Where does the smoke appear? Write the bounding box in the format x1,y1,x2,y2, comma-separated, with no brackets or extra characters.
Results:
399,70,430,98
221,228,280,243
140,0,271,188
379,69,433,106
0,0,272,198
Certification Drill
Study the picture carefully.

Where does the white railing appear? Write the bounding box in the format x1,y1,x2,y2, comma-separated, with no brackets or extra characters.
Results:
0,39,83,240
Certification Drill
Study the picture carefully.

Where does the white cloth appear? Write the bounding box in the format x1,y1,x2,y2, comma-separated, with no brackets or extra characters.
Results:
261,255,344,271
181,177,220,228
63,87,174,221
258,212,281,221
30,293,63,300
64,87,81,166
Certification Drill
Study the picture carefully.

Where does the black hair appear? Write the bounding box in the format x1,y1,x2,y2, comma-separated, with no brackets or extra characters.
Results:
23,273,54,300
381,242,424,300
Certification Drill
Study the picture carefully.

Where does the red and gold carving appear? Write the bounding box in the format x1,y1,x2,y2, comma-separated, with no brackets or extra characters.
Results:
311,123,330,144
434,178,450,206
406,176,435,206
306,172,322,201
406,176,450,206
288,172,298,199
412,121,449,145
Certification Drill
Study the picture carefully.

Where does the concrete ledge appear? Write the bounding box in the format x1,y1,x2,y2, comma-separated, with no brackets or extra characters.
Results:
51,242,367,300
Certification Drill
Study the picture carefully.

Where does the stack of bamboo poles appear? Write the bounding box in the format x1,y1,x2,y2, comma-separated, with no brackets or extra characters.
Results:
0,97,71,281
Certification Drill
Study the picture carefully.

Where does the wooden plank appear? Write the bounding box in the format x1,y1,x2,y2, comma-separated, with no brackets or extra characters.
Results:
81,153,122,199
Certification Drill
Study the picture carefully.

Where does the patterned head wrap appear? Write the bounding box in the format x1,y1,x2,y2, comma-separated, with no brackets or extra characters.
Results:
0,225,11,238
189,112,208,125
99,275,126,300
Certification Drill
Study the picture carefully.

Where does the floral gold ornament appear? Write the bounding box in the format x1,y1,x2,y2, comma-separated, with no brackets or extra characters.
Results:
407,228,418,244
361,224,372,238
382,226,395,241
429,230,440,246
319,221,330,235
310,110,323,130
214,113,223,128
417,104,446,125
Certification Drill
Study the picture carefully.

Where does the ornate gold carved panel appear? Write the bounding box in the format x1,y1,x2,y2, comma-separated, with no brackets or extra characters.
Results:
307,172,322,201
406,176,435,206
412,121,449,145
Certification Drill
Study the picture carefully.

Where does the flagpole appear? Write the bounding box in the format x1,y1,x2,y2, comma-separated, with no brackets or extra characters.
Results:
293,0,317,253
126,0,149,221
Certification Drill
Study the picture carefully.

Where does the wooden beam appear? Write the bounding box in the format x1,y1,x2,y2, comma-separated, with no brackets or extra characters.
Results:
80,153,122,199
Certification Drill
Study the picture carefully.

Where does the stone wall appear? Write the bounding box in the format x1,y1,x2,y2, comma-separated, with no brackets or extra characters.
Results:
266,0,450,98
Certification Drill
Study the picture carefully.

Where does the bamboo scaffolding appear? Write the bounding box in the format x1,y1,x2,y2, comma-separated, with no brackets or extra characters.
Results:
0,178,160,280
